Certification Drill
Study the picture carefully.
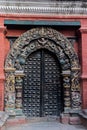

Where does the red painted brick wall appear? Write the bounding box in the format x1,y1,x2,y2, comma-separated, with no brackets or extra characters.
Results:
80,22,87,108
0,14,86,110
0,20,6,110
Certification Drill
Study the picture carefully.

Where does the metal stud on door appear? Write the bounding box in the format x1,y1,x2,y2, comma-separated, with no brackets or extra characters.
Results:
23,49,63,117
23,51,41,117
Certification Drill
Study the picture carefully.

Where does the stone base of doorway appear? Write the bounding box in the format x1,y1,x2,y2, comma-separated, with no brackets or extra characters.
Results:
5,116,27,127
5,115,81,127
5,116,60,127
0,112,9,130
79,109,87,128
60,113,81,125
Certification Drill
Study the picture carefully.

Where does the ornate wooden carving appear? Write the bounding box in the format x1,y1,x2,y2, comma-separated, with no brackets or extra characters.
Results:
5,68,16,115
5,27,81,115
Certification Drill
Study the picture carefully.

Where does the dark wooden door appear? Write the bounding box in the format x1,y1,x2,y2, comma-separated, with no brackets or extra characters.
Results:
23,49,63,117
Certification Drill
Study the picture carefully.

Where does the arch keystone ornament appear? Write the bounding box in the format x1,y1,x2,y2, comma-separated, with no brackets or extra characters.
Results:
5,27,81,116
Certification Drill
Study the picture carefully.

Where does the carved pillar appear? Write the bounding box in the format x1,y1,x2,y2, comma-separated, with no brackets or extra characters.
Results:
15,71,25,115
71,67,81,110
4,68,16,115
5,69,25,116
79,27,87,109
0,26,6,110
62,70,71,112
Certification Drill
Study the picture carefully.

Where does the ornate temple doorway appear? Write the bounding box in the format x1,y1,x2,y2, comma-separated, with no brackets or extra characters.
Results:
5,27,81,117
23,49,63,117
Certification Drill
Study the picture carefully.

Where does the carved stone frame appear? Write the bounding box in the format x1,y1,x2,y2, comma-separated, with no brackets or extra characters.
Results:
4,27,81,115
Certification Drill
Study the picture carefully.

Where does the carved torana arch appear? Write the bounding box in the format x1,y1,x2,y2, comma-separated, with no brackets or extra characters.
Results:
5,27,81,115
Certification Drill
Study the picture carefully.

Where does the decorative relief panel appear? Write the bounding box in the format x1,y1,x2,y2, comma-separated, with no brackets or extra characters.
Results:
5,68,16,115
5,28,81,115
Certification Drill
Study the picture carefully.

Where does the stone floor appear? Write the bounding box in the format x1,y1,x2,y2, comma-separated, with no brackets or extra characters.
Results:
5,121,87,130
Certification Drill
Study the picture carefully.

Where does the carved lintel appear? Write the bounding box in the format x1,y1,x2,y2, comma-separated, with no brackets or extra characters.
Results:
4,68,16,72
62,71,71,76
15,70,25,77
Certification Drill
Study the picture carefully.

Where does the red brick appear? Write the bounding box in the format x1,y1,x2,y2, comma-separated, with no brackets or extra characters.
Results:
60,114,70,124
69,117,81,125
6,118,27,127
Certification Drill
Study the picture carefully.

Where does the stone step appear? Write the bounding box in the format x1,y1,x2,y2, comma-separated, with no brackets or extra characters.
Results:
6,116,27,127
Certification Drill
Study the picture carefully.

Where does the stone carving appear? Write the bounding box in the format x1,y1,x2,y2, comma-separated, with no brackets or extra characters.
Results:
5,27,81,115
38,37,48,46
72,91,81,108
5,69,15,115
15,76,23,109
